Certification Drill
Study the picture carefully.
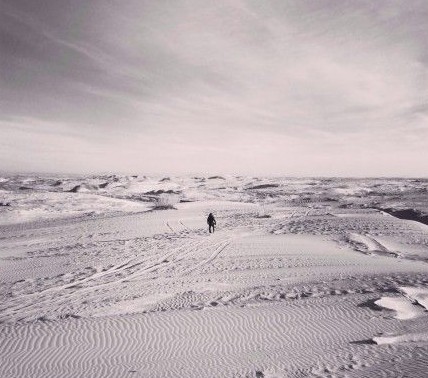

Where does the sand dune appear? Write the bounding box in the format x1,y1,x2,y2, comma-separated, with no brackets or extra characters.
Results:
1,176,427,377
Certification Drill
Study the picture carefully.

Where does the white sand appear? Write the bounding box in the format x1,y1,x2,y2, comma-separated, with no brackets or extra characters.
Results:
375,296,425,320
1,176,428,377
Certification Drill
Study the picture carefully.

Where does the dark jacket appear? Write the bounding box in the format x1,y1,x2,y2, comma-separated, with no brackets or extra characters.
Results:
207,213,216,225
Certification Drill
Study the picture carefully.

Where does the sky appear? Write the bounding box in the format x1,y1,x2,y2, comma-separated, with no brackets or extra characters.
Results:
1,0,427,176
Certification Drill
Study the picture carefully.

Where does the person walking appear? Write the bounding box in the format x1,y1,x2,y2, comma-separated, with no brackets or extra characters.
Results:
207,213,216,233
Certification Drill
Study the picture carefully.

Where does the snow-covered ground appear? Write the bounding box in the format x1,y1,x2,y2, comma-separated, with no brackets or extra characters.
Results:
1,175,427,377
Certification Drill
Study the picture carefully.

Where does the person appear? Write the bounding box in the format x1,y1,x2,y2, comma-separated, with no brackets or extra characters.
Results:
207,213,216,233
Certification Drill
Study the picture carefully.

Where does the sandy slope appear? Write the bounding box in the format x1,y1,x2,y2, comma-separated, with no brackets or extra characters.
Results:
1,177,428,377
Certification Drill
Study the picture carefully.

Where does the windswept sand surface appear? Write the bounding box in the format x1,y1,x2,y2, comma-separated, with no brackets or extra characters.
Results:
1,176,428,377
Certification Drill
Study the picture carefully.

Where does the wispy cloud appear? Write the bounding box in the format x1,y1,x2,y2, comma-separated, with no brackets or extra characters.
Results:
1,0,427,175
